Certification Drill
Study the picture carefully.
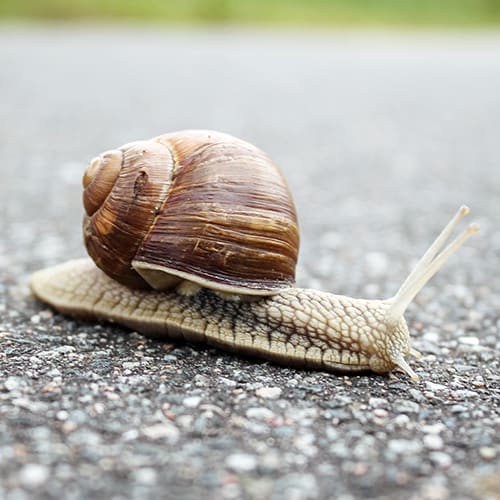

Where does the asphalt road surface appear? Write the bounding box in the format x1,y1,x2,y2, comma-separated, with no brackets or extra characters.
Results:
0,25,499,500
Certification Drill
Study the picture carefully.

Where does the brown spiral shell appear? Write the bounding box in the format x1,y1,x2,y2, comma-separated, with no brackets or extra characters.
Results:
82,130,300,295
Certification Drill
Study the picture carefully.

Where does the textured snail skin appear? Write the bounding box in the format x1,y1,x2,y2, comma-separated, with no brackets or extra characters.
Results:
30,259,411,376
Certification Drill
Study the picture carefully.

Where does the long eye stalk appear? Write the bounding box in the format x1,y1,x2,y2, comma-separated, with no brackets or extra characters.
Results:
387,205,479,324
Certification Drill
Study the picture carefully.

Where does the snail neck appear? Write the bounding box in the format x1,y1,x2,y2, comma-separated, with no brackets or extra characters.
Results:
272,288,420,380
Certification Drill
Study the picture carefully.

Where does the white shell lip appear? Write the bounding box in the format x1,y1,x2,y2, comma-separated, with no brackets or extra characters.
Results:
132,260,285,296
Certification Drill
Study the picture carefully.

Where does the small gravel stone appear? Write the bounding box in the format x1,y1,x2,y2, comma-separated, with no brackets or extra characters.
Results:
429,452,452,468
458,336,479,346
122,361,140,370
451,389,477,399
246,407,275,421
219,377,237,387
425,382,448,392
122,429,139,441
373,408,389,418
394,414,411,427
18,464,50,488
56,410,69,421
62,421,78,434
183,396,202,408
193,374,209,387
142,422,179,442
132,468,157,485
408,388,426,402
450,404,468,413
422,423,446,434
423,434,444,450
4,377,22,391
369,397,389,408
419,483,450,500
225,453,258,472
478,447,497,460
394,399,420,414
388,439,423,455
294,432,317,456
273,472,318,499
255,386,282,399
325,427,339,441
330,442,350,459
39,309,53,320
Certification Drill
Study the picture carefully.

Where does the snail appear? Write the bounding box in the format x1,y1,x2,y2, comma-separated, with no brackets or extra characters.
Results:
30,130,479,382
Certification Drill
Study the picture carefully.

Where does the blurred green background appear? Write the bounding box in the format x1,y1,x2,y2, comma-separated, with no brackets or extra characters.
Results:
1,0,500,27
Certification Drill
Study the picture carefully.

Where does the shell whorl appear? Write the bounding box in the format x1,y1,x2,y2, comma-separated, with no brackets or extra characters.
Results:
83,140,174,288
83,149,122,216
82,130,300,294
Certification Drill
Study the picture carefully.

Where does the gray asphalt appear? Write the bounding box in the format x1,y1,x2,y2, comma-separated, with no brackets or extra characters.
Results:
1,25,499,500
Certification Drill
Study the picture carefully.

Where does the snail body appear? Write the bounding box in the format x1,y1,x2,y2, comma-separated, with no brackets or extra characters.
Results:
30,130,479,381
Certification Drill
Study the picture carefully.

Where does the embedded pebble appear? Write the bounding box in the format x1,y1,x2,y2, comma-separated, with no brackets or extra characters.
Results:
30,314,40,324
388,439,423,455
423,434,444,450
142,423,180,442
429,452,452,468
183,396,202,408
373,408,389,418
422,423,446,435
394,414,411,427
272,473,318,499
478,447,497,460
394,400,420,414
255,386,282,399
458,336,479,346
219,377,237,387
425,382,448,392
132,468,157,485
451,389,477,399
193,374,209,387
450,405,468,414
419,483,450,500
18,464,50,488
293,432,317,456
225,453,258,472
369,397,389,408
246,407,275,420
4,377,22,391
422,331,440,343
